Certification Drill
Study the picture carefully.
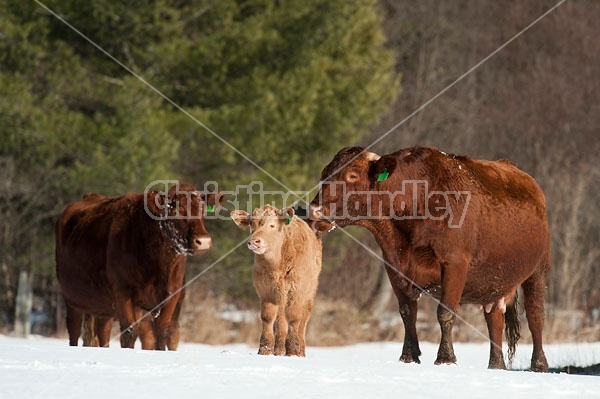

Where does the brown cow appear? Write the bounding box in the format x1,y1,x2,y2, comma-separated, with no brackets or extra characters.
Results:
309,146,550,372
56,183,222,349
231,205,322,357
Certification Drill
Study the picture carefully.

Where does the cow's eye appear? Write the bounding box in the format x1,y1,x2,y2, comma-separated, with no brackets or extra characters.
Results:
346,173,359,182
269,224,276,229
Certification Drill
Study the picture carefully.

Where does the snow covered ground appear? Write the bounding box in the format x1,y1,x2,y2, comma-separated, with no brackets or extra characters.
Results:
1,335,599,399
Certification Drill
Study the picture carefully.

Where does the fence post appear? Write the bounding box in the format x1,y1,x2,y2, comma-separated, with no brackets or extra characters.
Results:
14,271,32,338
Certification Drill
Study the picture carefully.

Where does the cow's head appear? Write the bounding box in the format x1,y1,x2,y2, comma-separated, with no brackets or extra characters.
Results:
230,205,294,256
309,147,397,232
146,183,224,255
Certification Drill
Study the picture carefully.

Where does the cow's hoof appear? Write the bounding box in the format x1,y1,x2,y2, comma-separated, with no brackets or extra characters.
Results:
258,346,273,355
487,360,507,370
399,353,421,364
531,354,548,372
434,355,457,365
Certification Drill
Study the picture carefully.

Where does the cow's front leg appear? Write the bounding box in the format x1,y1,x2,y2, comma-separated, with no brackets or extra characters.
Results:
115,296,138,349
258,301,278,355
153,297,178,351
435,257,468,365
65,304,83,347
95,316,113,348
138,313,156,350
435,304,457,365
398,294,421,363
391,277,421,364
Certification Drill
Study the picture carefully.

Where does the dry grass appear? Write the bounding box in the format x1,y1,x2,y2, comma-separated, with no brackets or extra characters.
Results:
179,290,600,347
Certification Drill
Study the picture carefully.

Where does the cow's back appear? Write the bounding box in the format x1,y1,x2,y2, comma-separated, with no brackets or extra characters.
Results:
431,152,550,302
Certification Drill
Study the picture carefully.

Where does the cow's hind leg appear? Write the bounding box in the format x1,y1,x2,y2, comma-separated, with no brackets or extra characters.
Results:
82,314,98,347
522,269,549,372
435,257,469,365
66,304,83,346
484,307,506,369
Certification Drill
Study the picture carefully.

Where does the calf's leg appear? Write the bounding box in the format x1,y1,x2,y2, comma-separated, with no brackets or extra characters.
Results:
296,300,314,357
274,305,288,356
284,302,304,357
258,301,278,355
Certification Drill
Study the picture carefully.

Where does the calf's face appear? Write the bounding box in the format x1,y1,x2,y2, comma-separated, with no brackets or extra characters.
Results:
231,206,294,256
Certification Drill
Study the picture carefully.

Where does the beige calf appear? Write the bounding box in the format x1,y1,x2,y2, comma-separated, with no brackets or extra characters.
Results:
231,205,322,356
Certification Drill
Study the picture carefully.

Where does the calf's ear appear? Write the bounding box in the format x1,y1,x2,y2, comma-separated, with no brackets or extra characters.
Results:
368,155,398,184
279,207,295,225
230,210,251,229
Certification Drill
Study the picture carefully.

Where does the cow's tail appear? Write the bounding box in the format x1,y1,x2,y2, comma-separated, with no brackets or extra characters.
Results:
505,291,521,368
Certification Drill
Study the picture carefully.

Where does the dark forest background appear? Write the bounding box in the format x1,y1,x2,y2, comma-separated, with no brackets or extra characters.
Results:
1,0,598,344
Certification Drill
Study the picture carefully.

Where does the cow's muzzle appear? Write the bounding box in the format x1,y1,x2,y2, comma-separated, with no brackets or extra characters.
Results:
308,205,337,233
192,235,212,253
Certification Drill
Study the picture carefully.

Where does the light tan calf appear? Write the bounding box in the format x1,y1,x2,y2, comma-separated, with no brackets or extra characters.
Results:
231,205,322,357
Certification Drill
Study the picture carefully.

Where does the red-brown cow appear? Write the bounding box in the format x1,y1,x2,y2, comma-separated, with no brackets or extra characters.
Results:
56,183,222,349
309,146,550,372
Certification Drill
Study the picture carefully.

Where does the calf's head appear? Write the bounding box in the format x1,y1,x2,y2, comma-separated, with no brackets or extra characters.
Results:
146,183,224,255
309,146,397,231
231,205,294,256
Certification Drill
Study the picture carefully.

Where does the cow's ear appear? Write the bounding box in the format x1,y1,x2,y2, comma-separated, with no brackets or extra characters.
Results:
202,190,225,205
280,207,295,225
369,155,398,183
146,190,168,217
231,210,251,229
202,190,225,213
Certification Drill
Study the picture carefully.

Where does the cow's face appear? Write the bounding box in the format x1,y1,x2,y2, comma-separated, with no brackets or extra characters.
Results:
309,147,397,231
231,205,294,256
147,183,224,255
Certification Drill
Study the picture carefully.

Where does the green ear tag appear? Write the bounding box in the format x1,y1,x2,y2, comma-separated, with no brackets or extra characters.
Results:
206,204,215,213
285,215,291,225
377,168,389,182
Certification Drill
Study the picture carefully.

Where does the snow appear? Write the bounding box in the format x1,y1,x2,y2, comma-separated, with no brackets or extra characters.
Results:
1,335,598,399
